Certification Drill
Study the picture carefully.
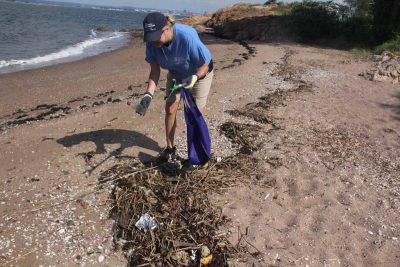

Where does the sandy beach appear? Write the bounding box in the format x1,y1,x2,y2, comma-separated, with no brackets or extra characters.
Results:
1,30,399,267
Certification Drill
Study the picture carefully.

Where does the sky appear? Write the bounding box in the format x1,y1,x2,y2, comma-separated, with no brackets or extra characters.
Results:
45,0,343,14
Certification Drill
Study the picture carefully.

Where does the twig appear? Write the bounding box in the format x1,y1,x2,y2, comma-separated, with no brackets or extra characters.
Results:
172,246,201,252
243,238,262,254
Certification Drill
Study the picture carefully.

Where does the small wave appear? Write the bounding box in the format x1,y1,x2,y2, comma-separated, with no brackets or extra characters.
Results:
0,31,128,71
90,6,126,12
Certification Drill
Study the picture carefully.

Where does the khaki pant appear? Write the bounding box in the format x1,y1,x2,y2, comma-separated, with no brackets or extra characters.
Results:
165,70,214,109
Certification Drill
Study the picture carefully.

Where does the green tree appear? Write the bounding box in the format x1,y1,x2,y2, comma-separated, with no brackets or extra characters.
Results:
287,1,339,39
373,0,400,42
344,0,372,16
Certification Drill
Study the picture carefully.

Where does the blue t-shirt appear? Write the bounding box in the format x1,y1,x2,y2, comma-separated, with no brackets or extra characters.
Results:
145,23,212,80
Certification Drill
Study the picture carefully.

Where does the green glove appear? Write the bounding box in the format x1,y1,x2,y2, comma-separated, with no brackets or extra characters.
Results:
182,74,199,89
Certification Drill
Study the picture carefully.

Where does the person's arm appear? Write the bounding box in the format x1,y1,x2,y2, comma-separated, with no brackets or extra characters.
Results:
195,63,209,79
183,63,209,89
146,62,161,95
183,34,212,88
134,63,160,116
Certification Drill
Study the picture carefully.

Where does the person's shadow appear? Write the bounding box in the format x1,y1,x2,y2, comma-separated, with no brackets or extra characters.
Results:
56,129,160,174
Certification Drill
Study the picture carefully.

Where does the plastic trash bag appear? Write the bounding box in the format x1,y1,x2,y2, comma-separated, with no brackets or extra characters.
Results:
180,89,211,165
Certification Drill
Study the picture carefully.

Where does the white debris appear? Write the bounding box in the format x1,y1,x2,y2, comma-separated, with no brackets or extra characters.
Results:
98,255,105,262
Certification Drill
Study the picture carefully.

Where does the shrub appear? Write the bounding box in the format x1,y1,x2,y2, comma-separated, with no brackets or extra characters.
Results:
374,35,400,55
373,0,400,43
349,48,371,58
340,16,374,45
270,3,292,15
286,1,340,39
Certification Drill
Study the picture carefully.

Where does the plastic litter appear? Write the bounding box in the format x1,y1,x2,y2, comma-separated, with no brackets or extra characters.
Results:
135,213,157,232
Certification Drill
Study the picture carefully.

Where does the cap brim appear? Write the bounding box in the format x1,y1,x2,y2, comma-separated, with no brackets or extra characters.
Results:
144,29,163,42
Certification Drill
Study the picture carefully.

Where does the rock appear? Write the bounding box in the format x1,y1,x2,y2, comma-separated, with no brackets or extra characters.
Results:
112,97,122,103
98,255,105,262
200,245,211,257
86,247,94,255
361,52,400,83
206,3,289,41
96,27,108,32
177,14,212,28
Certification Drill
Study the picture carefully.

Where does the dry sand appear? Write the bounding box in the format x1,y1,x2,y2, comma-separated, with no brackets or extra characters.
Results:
0,32,399,266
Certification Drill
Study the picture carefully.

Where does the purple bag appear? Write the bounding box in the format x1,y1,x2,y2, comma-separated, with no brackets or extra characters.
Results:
181,89,211,165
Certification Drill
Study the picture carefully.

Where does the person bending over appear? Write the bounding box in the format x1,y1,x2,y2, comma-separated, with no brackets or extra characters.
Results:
136,12,214,161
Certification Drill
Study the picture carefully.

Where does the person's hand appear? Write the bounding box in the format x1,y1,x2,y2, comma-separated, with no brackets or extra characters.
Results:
136,92,153,116
182,74,199,89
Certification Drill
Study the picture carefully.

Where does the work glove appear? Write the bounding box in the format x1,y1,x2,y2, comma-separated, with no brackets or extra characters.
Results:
136,92,153,116
182,74,199,89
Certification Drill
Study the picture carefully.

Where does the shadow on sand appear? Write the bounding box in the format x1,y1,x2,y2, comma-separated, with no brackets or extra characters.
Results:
380,92,400,121
57,129,161,173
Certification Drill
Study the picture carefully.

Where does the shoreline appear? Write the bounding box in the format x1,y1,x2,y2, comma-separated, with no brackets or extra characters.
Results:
0,30,145,77
0,31,147,117
0,40,131,76
0,30,144,75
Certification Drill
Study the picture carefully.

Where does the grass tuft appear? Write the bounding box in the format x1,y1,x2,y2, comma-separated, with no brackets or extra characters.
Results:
374,36,400,55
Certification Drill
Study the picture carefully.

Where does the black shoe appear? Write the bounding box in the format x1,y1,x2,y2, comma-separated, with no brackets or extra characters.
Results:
158,146,177,162
180,160,209,172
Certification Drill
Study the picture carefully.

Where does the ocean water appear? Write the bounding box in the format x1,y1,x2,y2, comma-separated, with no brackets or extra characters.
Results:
0,0,183,74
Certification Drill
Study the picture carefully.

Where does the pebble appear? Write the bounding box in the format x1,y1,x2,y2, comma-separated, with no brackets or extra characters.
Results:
98,255,105,262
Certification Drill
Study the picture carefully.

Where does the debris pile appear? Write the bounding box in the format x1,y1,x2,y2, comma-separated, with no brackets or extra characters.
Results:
220,122,263,155
102,155,260,266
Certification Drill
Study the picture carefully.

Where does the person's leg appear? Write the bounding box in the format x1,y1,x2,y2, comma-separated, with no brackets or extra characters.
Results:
165,101,179,148
164,73,181,149
192,70,214,113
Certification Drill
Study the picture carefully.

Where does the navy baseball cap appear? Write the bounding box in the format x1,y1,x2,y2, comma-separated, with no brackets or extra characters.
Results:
143,12,167,42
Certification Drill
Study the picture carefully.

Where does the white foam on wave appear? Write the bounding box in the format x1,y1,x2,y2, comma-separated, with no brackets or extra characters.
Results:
90,6,126,12
0,30,129,73
90,29,97,37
